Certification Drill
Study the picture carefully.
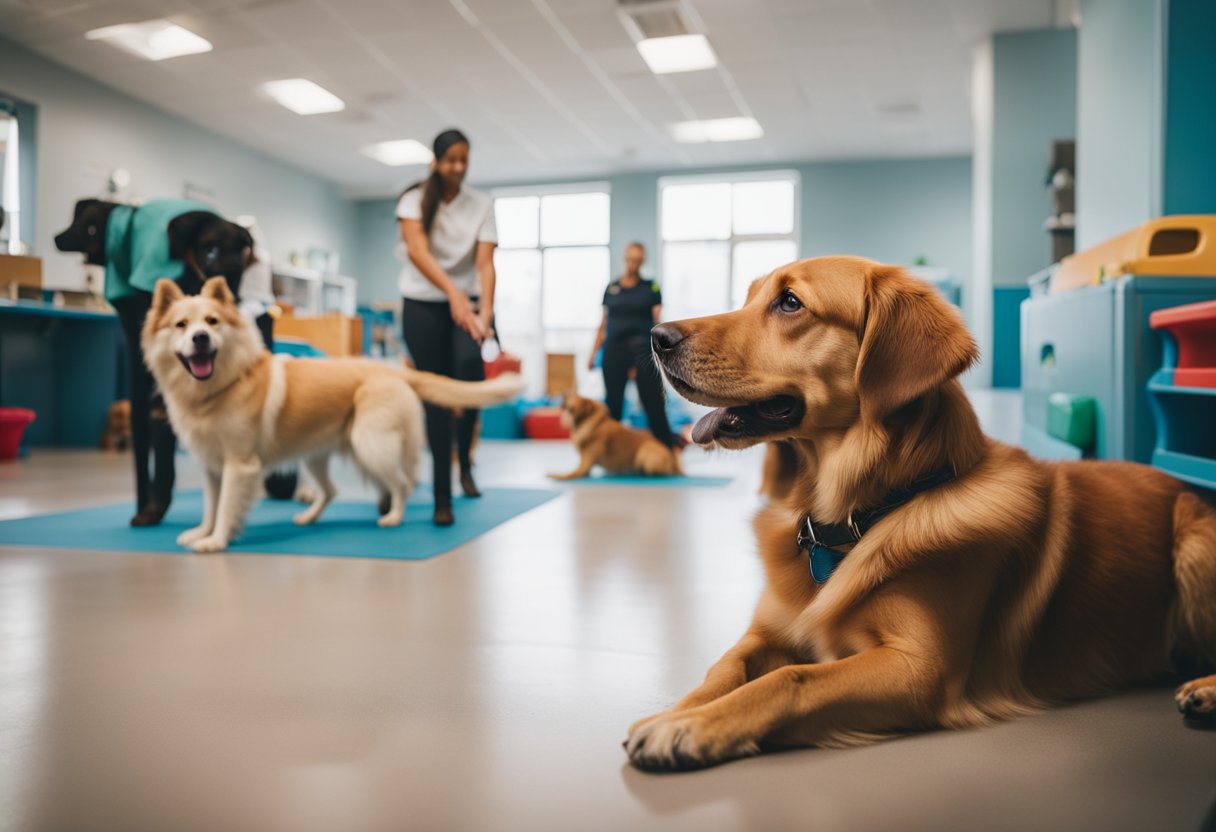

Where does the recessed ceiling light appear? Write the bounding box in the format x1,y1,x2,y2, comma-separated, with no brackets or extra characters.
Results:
670,117,764,143
362,139,432,167
261,79,346,115
85,20,212,61
637,34,717,74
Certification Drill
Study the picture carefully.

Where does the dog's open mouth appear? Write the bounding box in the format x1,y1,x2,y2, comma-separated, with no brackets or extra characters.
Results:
692,395,804,445
177,351,217,380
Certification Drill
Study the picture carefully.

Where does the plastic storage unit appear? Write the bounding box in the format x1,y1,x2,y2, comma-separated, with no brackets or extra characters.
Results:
1020,217,1216,462
1148,299,1216,490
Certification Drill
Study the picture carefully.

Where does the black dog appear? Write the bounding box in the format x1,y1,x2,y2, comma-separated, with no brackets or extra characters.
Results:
55,199,267,526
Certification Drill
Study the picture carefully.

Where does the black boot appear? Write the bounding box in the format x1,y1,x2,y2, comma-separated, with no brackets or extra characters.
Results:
459,468,482,499
432,495,455,527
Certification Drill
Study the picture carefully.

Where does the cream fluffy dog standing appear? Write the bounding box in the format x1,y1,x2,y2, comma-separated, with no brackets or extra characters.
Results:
142,277,522,553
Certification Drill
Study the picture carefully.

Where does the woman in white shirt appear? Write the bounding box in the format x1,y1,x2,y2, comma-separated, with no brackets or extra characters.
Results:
398,129,497,526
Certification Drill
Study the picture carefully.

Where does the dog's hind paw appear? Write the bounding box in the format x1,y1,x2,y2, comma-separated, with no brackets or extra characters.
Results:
377,511,404,528
190,535,230,554
1176,675,1216,727
624,709,759,772
293,509,321,526
176,526,210,546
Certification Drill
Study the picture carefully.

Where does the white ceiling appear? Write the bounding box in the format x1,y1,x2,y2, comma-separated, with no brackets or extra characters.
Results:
1,0,1057,197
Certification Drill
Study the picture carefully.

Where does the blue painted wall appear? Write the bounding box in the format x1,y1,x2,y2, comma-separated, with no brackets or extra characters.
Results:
1161,0,1216,216
991,28,1077,287
351,156,972,305
993,286,1031,388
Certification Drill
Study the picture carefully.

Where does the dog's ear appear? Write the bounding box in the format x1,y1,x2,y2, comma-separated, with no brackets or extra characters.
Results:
151,279,185,320
200,275,235,306
167,211,218,260
855,265,977,422
237,225,256,266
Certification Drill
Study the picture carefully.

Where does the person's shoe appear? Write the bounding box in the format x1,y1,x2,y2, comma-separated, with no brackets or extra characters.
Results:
130,501,169,527
459,469,482,499
432,497,455,527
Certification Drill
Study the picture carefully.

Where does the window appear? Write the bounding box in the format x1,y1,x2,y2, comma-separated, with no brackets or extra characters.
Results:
492,185,611,396
659,173,799,322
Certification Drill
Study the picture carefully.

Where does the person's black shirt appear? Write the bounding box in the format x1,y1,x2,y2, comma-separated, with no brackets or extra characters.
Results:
603,278,661,342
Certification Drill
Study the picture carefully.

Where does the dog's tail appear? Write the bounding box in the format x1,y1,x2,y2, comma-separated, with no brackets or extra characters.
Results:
402,368,524,410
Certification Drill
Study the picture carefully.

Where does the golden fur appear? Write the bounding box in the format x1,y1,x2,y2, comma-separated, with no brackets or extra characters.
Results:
550,394,681,480
626,255,1216,770
142,278,522,553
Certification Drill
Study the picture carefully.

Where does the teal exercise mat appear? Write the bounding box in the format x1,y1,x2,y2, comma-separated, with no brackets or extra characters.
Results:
0,486,559,560
557,473,733,487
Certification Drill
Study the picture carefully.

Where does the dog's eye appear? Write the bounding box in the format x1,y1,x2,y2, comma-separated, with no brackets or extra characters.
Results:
175,320,188,329
776,289,803,314
205,316,219,326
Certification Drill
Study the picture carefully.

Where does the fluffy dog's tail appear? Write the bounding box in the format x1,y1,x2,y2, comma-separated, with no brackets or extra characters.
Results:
402,368,524,410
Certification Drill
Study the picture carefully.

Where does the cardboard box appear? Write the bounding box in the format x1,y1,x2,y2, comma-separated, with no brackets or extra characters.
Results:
546,352,576,396
274,312,363,357
0,254,42,290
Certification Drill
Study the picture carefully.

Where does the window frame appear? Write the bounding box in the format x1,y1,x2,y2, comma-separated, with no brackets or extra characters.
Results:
657,170,801,317
491,181,612,333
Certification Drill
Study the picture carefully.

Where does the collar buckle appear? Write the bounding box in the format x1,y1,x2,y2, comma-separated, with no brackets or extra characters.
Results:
796,516,817,550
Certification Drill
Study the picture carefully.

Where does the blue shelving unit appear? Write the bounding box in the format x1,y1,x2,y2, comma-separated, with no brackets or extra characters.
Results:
1147,332,1216,491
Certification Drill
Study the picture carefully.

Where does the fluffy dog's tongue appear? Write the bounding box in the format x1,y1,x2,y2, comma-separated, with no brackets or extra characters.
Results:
692,408,743,444
187,354,214,379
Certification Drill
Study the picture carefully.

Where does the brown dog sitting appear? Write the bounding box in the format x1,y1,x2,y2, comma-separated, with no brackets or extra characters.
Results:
625,255,1216,771
99,400,132,451
550,394,681,480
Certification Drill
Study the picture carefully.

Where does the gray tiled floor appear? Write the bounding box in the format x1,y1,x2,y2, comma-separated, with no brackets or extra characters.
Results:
0,391,1213,832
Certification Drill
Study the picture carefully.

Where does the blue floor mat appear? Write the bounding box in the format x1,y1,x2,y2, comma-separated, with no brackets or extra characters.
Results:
0,487,559,560
559,473,732,487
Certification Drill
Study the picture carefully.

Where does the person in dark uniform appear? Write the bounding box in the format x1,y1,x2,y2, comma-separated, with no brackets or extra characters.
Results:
588,241,675,447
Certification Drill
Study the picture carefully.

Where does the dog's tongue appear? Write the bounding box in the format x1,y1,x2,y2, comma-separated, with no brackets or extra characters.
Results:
188,354,214,379
692,408,740,445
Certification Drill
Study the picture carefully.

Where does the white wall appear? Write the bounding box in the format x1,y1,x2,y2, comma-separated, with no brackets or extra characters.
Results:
1075,0,1163,249
0,37,356,292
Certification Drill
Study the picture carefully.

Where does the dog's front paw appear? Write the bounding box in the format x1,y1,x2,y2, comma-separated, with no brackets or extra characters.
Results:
1176,675,1216,725
176,526,211,546
624,709,758,772
189,535,230,554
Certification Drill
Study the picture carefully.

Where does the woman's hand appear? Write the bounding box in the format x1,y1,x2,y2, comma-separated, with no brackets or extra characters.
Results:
587,353,597,371
448,290,486,342
477,306,495,342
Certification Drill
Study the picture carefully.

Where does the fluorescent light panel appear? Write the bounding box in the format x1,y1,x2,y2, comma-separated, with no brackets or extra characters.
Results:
85,20,212,61
261,79,345,115
670,117,764,143
636,34,717,74
362,139,432,167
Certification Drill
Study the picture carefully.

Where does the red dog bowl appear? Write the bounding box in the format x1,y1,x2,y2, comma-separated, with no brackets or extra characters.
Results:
0,407,36,460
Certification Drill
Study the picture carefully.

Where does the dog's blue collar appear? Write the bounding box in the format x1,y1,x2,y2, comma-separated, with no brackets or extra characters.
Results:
798,465,957,583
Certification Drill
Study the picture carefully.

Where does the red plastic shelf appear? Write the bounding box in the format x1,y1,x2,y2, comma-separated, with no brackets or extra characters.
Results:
1150,299,1216,388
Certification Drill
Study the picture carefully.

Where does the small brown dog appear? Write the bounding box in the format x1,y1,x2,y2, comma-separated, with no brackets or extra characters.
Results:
99,400,132,451
550,395,681,480
626,255,1216,771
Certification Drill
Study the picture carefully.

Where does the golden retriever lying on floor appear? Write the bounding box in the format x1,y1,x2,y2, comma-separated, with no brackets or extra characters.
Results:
143,278,522,553
626,255,1216,770
550,394,681,480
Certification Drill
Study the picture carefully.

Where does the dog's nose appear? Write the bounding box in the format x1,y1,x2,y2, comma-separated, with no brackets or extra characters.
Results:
651,323,685,353
192,331,211,348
